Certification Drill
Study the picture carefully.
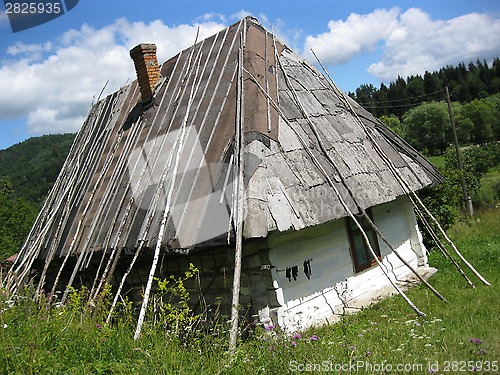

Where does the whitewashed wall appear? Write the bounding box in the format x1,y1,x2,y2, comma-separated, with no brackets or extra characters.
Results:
266,195,427,332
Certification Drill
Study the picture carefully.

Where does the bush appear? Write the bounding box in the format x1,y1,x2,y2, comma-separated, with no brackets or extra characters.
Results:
493,181,500,201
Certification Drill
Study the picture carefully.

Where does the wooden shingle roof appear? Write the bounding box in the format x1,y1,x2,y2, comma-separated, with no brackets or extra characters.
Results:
16,17,441,269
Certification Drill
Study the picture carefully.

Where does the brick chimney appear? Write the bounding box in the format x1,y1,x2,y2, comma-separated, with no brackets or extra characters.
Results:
130,43,160,103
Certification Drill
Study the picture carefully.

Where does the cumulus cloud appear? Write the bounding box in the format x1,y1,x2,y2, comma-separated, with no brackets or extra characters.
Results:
7,41,53,62
231,9,252,21
195,13,227,24
0,17,226,135
304,8,500,83
304,8,400,64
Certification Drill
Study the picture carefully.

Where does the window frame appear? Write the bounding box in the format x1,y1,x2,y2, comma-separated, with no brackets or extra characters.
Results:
345,209,381,273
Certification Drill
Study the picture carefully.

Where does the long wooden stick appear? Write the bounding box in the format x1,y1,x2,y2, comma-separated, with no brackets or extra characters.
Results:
134,32,201,340
244,58,427,318
106,241,145,324
57,130,126,302
312,49,490,287
106,47,207,314
90,54,188,299
229,26,246,353
411,190,490,286
361,211,448,303
275,60,427,317
412,200,475,287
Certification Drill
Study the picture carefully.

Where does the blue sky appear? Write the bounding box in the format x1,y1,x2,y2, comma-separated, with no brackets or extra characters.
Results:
1,0,499,150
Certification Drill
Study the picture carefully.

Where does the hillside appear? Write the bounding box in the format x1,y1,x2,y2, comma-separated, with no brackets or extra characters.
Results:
0,133,76,204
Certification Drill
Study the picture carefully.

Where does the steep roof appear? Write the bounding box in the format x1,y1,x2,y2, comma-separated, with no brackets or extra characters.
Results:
18,17,441,265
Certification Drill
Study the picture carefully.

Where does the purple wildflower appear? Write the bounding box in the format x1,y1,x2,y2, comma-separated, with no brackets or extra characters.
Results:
269,345,275,351
310,335,319,341
366,351,371,356
291,341,297,347
469,338,482,344
350,345,356,351
96,323,102,329
265,324,275,331
292,333,302,340
358,333,363,337
477,349,486,355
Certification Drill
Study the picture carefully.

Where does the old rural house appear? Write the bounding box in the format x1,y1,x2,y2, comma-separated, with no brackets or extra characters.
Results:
8,17,449,335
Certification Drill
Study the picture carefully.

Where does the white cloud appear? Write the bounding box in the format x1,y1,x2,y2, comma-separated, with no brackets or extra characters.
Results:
195,13,227,24
0,18,226,135
368,9,500,81
231,9,252,21
6,41,53,62
304,8,400,65
304,8,500,83
27,107,83,134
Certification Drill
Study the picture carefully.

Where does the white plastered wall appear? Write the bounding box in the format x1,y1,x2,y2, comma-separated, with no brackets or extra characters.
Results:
265,195,428,332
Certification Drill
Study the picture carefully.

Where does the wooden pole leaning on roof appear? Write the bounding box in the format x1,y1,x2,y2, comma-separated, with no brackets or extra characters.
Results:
244,59,427,318
361,211,448,303
410,190,491,286
275,55,427,316
229,28,246,354
311,49,490,288
133,30,201,340
411,198,475,288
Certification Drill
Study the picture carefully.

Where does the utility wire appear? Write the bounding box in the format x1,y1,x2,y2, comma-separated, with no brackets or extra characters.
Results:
351,89,445,104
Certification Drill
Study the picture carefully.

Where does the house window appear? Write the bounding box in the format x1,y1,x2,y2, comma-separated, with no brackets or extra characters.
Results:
346,210,381,273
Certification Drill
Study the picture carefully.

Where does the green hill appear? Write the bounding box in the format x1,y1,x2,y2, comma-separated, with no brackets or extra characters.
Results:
0,134,76,259
0,133,76,204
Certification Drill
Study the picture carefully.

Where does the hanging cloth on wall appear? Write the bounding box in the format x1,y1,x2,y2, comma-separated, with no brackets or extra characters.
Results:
292,265,298,281
303,259,312,279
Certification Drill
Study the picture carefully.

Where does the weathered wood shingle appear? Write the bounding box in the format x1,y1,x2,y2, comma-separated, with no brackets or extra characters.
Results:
15,17,441,282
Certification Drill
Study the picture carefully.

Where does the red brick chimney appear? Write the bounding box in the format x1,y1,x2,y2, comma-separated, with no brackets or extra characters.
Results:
130,43,160,103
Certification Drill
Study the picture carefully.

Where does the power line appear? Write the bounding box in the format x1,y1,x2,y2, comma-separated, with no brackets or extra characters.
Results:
362,97,446,110
352,89,445,105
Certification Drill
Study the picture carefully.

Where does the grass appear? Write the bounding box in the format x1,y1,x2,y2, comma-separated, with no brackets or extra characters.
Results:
1,208,499,374
428,155,446,170
475,166,500,207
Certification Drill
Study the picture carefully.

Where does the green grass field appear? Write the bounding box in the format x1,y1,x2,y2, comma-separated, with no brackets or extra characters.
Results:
476,167,500,207
1,207,498,374
428,155,446,170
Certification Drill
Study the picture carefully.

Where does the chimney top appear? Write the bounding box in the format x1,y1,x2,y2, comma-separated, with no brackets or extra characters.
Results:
130,43,160,104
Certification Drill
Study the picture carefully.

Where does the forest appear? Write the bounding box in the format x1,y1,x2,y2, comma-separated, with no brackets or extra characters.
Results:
349,58,500,155
1,58,499,261
0,134,75,260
